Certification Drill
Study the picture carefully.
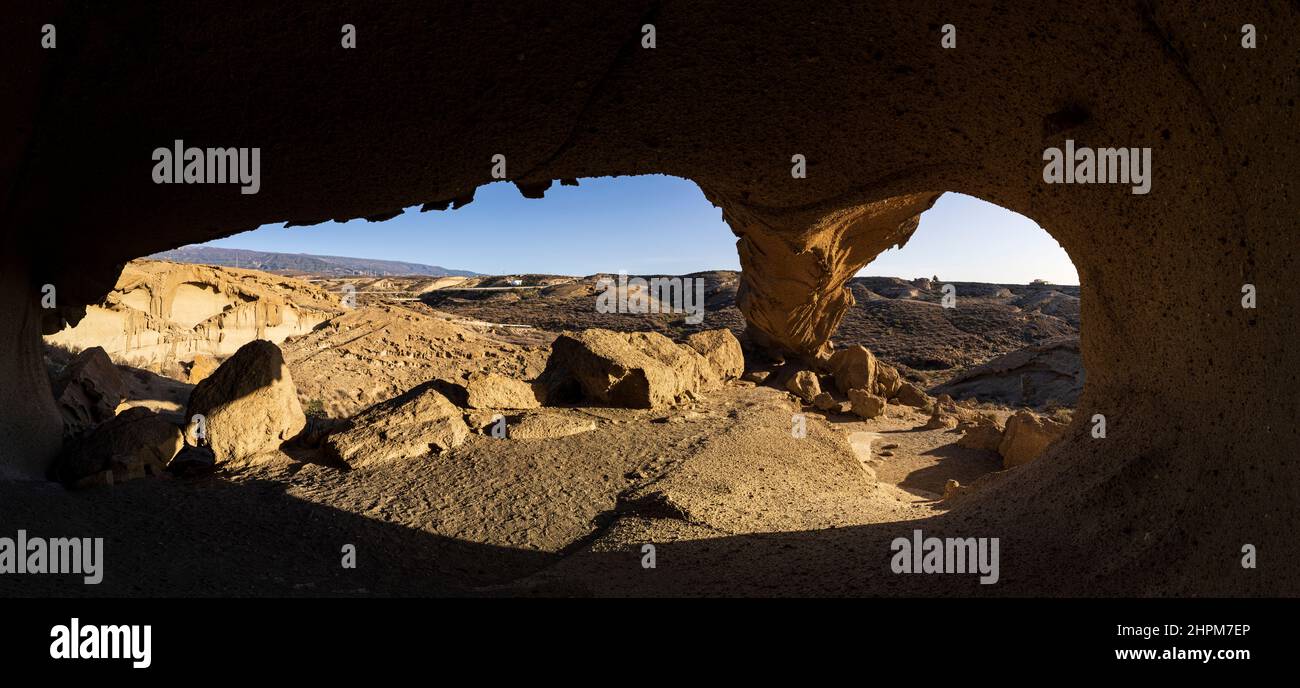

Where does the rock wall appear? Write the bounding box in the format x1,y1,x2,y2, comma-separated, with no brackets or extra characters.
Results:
4,2,1298,592
45,260,341,366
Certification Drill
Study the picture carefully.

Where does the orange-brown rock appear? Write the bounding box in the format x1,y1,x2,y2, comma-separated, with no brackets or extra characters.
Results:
185,354,220,385
894,382,930,408
873,364,904,400
53,407,182,486
848,388,887,419
539,329,719,409
999,411,1068,469
50,346,127,435
686,329,745,380
826,345,877,394
785,370,822,403
184,340,306,463
45,260,340,369
462,373,543,410
326,382,470,466
3,3,1296,594
958,416,1006,452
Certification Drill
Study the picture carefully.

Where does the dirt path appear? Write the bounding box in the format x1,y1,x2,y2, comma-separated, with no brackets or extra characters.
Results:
830,406,1003,501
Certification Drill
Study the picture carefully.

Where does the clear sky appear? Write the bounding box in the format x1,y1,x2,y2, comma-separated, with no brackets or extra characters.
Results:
203,175,1078,284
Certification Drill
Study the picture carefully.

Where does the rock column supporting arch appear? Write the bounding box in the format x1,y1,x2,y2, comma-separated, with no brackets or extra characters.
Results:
704,190,941,360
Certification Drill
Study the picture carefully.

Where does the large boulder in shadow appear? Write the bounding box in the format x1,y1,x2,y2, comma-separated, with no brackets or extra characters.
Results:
932,338,1083,409
53,407,182,486
538,329,720,409
184,339,305,463
999,410,1068,468
51,346,127,435
325,382,470,466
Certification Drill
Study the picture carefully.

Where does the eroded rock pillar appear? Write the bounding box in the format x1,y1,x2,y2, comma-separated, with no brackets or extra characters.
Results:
711,191,941,360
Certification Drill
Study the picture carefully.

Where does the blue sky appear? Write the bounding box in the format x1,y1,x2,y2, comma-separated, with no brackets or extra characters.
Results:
204,175,1078,284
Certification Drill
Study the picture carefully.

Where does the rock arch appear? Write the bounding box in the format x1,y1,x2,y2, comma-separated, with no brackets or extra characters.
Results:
4,2,1295,591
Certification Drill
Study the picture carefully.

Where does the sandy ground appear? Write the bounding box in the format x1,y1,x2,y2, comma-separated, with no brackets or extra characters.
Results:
0,383,1006,597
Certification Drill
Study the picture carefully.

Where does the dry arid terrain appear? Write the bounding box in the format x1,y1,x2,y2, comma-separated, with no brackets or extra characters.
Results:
7,259,1082,596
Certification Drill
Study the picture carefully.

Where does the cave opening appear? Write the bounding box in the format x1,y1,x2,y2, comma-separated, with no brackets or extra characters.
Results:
810,191,1084,501
837,192,1083,412
43,178,1082,505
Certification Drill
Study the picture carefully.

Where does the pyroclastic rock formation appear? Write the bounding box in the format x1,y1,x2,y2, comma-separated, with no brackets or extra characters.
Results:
45,260,340,368
2,2,1296,594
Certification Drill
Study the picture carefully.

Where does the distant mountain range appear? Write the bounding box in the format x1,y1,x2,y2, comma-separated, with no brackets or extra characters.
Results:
149,246,480,277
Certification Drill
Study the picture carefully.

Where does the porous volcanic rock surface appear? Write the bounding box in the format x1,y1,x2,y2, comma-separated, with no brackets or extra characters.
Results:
3,2,1296,595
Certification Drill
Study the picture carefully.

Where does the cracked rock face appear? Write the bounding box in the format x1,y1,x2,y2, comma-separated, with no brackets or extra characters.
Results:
45,260,341,367
3,3,1298,593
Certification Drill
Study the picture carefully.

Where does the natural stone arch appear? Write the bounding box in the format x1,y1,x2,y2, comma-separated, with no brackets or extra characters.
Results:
4,2,1295,592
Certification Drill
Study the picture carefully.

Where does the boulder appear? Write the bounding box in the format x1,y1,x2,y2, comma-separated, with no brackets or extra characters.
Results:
54,407,182,486
184,339,306,463
464,410,503,434
51,346,127,435
463,372,542,409
326,382,470,466
826,345,877,394
873,364,903,399
894,381,930,408
742,370,770,384
505,411,598,440
932,338,1083,408
812,392,838,411
848,388,887,419
686,329,745,379
166,444,217,477
539,329,720,409
957,416,1005,451
942,479,971,501
786,370,822,403
999,410,1068,468
924,406,960,430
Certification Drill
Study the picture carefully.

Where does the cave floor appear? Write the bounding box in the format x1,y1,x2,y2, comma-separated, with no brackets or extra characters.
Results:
0,384,1007,597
